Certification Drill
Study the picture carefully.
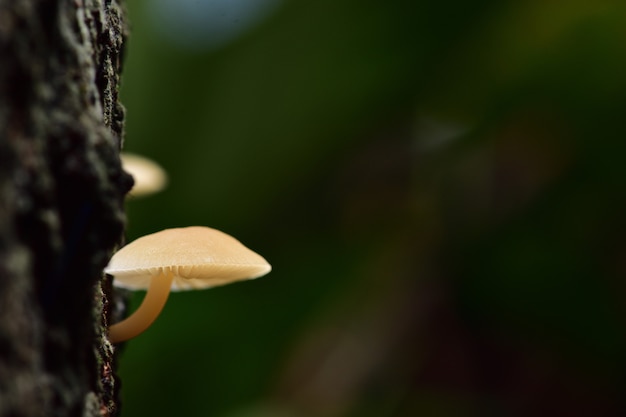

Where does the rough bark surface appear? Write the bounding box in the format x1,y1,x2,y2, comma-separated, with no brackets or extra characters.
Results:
0,0,132,416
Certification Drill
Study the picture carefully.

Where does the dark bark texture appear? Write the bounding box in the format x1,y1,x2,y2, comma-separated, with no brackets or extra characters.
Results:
0,0,132,416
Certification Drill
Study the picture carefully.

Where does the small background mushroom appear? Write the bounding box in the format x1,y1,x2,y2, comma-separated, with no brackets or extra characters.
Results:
120,152,168,197
118,0,626,416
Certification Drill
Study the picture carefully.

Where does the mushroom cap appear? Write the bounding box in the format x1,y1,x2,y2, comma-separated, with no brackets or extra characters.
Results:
105,226,271,291
121,153,168,197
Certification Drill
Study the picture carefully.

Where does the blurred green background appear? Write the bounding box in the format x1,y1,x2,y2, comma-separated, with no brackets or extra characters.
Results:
117,0,626,416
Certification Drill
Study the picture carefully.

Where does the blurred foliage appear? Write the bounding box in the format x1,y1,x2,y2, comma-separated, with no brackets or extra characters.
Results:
117,0,626,416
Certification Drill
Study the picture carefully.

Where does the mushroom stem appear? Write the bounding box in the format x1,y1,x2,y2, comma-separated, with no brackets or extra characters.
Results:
108,271,174,343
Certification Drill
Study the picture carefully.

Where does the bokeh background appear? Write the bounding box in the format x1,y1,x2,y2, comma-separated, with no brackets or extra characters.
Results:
117,1,626,416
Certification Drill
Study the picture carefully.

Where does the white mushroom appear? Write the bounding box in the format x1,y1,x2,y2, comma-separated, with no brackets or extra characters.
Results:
105,226,271,343
120,152,168,197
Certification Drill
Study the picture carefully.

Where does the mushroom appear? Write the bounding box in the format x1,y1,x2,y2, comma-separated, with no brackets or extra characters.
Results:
120,152,168,197
105,226,271,343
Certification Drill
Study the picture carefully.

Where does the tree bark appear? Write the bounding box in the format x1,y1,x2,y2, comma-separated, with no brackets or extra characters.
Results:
0,0,131,416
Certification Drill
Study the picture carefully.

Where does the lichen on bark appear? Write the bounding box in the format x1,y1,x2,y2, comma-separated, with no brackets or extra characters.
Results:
0,0,132,416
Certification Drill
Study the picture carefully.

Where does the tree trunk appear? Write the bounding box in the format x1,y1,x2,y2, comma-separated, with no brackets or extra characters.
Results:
0,0,131,416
